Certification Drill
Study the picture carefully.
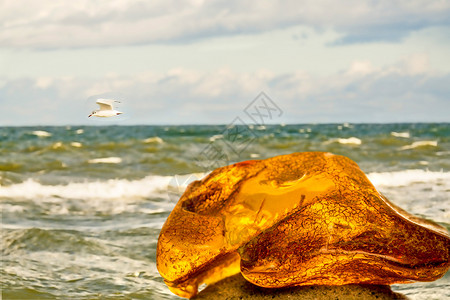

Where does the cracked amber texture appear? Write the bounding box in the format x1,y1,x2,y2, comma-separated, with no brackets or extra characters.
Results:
157,152,450,298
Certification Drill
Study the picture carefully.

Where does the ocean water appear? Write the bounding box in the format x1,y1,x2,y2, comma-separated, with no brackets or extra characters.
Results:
1,123,449,299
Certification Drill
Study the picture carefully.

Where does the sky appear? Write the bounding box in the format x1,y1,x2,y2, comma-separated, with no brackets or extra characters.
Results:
1,0,449,126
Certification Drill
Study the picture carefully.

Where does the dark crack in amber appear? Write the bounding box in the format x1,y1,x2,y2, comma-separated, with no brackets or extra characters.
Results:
157,152,450,298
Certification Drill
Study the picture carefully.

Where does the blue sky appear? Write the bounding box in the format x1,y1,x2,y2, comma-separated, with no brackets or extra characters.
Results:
1,0,449,125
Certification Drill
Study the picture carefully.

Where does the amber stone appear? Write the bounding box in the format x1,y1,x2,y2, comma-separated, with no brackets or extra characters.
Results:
157,152,450,298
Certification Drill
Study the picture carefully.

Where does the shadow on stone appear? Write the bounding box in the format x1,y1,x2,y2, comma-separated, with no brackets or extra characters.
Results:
193,273,408,300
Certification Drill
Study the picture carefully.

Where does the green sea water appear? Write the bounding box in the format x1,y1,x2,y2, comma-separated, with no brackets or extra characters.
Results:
1,123,449,299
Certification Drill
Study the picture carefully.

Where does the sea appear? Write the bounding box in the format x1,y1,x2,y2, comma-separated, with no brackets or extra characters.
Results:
1,123,449,300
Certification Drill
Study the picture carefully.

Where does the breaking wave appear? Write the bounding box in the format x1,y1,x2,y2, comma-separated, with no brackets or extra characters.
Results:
1,170,448,201
0,176,172,200
367,169,450,188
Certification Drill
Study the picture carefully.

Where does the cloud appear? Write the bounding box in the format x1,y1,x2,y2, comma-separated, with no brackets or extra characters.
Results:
1,0,449,49
1,55,449,125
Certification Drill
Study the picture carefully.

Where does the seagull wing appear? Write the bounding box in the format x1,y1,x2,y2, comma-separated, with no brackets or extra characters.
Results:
96,99,119,111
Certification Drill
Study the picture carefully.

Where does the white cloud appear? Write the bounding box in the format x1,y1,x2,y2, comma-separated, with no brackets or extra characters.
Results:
34,77,54,89
399,53,431,76
1,55,449,125
1,0,449,48
347,61,376,76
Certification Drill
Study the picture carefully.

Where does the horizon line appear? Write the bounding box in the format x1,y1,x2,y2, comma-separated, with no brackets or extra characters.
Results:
2,121,449,128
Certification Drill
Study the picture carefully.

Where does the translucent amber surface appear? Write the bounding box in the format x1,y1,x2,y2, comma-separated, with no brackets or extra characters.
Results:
157,152,450,298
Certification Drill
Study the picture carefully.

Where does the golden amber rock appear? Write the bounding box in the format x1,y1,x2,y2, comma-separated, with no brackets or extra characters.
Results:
157,152,450,298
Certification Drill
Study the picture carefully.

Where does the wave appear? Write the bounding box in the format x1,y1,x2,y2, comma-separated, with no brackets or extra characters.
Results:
70,142,83,148
367,170,450,225
324,137,362,145
1,170,448,222
1,170,447,201
0,174,210,216
88,157,122,164
367,169,450,187
391,131,411,139
31,130,52,137
338,137,362,145
390,131,410,138
0,175,173,200
143,137,164,144
400,140,438,150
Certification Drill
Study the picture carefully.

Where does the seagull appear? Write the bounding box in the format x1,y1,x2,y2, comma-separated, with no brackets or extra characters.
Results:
88,99,123,118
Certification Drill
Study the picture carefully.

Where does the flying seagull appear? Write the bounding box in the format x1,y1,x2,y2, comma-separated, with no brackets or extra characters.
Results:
89,99,123,118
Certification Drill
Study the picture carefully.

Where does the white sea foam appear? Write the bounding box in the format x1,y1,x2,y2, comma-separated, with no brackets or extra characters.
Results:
51,142,64,149
0,174,202,215
31,130,52,137
167,173,205,202
335,123,352,130
0,176,172,201
88,157,122,164
367,169,450,187
367,170,450,224
391,131,410,138
324,137,362,145
400,140,437,150
209,134,224,142
338,137,361,145
71,142,83,148
167,173,204,190
143,137,164,144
